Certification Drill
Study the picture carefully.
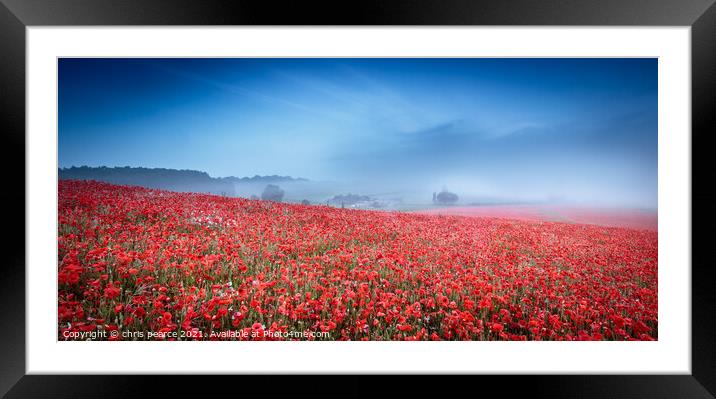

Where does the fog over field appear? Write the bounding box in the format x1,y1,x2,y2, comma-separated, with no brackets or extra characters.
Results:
57,58,660,345
59,58,657,211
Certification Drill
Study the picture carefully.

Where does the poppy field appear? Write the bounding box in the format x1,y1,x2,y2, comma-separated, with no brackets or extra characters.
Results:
58,180,658,341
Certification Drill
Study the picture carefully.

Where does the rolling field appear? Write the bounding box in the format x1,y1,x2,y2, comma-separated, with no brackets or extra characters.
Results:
58,180,658,341
416,205,657,230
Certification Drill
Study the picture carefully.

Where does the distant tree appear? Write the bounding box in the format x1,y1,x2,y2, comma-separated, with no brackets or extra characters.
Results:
330,193,371,206
261,184,285,202
250,195,259,200
300,199,311,205
435,189,458,205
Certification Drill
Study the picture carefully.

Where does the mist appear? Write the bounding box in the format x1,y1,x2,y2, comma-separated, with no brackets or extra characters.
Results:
59,58,657,210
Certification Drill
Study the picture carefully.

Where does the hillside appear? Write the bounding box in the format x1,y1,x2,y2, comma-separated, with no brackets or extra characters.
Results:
58,166,307,196
58,180,658,341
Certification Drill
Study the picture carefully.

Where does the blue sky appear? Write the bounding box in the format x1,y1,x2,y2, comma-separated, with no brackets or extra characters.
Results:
59,58,657,208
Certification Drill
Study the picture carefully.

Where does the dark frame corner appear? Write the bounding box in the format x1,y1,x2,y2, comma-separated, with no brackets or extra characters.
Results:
1,0,714,397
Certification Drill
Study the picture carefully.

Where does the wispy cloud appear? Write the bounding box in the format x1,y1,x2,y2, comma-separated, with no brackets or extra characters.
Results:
142,60,331,118
275,64,449,135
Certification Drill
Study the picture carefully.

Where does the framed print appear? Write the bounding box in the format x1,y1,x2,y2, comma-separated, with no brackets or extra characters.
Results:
2,0,715,397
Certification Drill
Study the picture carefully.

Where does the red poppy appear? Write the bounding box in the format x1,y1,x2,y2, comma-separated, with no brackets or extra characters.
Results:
57,181,658,341
491,323,504,334
103,285,120,300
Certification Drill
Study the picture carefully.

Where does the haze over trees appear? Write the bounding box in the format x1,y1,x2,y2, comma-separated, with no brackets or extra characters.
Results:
58,166,306,197
329,193,372,207
433,189,459,205
261,184,285,202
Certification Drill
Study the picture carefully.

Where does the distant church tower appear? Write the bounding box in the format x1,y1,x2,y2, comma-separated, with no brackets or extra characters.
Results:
432,192,437,204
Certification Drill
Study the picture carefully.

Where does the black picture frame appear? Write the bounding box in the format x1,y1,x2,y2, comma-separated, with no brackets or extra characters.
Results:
2,0,714,397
